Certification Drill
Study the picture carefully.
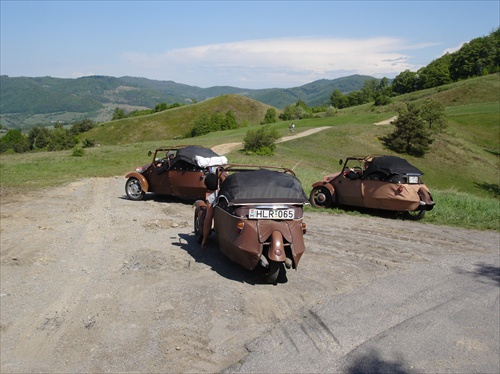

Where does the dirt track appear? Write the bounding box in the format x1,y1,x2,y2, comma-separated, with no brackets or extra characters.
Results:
1,175,499,373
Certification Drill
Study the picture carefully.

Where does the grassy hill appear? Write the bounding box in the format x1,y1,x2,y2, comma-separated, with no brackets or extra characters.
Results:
81,94,274,144
1,74,498,230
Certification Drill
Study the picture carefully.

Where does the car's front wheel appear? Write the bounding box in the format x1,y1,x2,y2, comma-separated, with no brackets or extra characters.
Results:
266,260,283,284
125,177,145,201
309,186,332,208
193,208,206,244
403,209,426,220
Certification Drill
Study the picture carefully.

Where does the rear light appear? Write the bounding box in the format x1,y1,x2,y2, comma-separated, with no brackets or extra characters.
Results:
301,222,307,234
397,184,404,193
237,221,244,234
275,249,282,256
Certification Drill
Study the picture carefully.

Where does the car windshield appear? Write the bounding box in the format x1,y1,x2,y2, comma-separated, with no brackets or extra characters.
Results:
219,169,308,204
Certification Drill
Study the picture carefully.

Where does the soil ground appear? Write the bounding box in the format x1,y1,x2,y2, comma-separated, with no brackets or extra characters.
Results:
1,128,498,373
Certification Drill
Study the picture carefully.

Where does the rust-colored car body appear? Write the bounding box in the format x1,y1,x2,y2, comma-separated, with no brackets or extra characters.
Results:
310,155,435,220
125,145,227,201
194,165,309,283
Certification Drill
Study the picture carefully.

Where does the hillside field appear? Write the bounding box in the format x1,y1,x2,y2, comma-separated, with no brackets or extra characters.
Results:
1,74,498,230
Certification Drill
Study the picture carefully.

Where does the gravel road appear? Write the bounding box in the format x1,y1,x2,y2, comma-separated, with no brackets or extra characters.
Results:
1,176,498,373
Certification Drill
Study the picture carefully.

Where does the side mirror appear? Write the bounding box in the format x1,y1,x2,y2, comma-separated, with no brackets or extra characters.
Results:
148,151,152,157
339,159,343,165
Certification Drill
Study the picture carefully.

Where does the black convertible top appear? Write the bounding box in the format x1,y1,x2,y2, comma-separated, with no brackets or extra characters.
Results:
219,169,308,204
174,146,220,164
168,145,221,170
362,156,423,179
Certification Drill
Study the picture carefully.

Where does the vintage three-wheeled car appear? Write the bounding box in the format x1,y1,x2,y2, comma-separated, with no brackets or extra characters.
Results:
194,165,309,283
125,145,227,201
310,155,435,220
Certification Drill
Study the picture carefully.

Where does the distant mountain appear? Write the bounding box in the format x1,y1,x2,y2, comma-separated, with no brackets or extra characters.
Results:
0,74,376,128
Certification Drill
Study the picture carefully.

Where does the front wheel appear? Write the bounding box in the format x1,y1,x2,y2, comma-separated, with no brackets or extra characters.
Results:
266,261,284,284
309,186,332,208
193,208,206,244
403,209,426,220
125,177,145,201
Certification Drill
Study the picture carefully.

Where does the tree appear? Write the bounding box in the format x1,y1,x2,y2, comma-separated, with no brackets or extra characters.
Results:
47,127,76,151
263,108,277,124
391,70,418,94
154,102,168,112
420,98,447,132
381,103,433,157
416,55,452,89
0,129,29,153
112,108,126,120
224,110,238,130
243,125,280,155
28,126,51,150
189,112,212,137
330,89,348,109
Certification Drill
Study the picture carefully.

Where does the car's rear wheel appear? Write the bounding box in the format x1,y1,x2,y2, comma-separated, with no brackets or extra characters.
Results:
403,209,426,220
125,177,145,201
194,208,205,244
309,186,332,208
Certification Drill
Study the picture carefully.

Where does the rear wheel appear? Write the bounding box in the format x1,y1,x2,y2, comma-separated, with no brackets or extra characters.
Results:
309,186,332,208
403,209,426,220
125,177,145,201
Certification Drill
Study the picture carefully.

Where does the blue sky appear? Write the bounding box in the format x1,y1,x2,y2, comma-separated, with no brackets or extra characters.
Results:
1,0,498,89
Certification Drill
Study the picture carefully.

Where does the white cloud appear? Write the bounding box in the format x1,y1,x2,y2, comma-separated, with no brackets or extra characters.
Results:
121,37,434,88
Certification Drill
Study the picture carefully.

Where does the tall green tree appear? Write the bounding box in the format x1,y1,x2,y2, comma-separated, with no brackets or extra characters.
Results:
381,103,433,157
223,110,238,130
28,126,51,150
391,70,418,94
420,98,447,132
416,54,453,89
329,89,348,109
0,129,29,153
263,108,277,124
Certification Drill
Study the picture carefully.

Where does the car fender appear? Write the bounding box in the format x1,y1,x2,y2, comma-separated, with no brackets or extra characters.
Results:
194,200,207,211
268,230,287,262
125,172,150,192
311,181,335,196
418,186,435,210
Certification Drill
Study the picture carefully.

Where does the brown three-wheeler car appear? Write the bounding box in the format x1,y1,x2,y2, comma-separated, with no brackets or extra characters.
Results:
194,165,309,283
310,155,435,220
125,145,227,201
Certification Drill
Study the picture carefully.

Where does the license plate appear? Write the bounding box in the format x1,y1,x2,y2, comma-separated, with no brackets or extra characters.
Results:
248,209,295,220
408,176,419,184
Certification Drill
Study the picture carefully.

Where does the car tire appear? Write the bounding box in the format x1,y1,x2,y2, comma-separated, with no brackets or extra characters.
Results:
125,177,145,201
194,208,205,244
309,186,332,208
403,209,426,220
266,260,283,284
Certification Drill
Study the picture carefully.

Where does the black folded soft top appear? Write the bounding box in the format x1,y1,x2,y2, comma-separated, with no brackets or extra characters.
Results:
219,168,308,204
363,156,423,179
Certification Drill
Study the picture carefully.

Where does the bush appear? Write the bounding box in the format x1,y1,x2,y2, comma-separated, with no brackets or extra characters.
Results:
243,126,280,155
82,138,96,148
72,147,85,157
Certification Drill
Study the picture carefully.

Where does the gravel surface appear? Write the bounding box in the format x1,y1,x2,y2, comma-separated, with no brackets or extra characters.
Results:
1,173,498,372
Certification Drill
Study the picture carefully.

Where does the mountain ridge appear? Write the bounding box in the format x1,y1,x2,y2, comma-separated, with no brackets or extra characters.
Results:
0,74,376,128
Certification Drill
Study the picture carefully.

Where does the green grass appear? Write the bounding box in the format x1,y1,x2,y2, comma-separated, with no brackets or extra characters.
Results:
1,75,499,231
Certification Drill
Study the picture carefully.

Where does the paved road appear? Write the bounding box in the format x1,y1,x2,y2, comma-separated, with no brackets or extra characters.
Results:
223,252,500,373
